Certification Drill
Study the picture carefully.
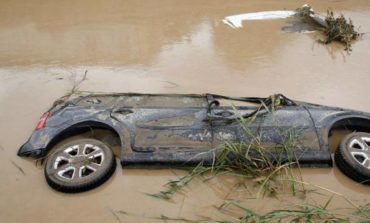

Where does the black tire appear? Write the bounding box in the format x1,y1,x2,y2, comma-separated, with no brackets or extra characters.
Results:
335,132,370,185
44,138,116,193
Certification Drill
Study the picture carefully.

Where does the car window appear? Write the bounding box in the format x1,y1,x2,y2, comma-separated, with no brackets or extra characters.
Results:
216,98,259,108
76,95,208,108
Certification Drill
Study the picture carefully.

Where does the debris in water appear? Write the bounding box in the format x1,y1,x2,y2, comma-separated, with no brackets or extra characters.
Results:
322,10,360,51
295,4,328,28
11,160,25,175
295,4,315,18
107,207,123,223
296,5,360,51
223,4,360,51
223,10,296,29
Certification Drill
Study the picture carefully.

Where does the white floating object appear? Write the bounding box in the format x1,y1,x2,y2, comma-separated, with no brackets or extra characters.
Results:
223,10,296,29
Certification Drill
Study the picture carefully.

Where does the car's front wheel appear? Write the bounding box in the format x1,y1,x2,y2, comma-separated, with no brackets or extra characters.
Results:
44,138,116,193
335,132,370,185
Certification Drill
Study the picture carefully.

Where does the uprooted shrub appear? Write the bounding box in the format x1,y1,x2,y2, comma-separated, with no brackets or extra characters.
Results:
323,10,360,51
296,5,360,51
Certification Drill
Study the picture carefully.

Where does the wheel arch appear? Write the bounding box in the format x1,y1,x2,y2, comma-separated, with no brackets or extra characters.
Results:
328,116,370,135
326,115,370,151
44,120,126,156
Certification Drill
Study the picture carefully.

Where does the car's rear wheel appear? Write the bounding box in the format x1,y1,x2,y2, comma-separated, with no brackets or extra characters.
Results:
335,132,370,185
44,138,116,193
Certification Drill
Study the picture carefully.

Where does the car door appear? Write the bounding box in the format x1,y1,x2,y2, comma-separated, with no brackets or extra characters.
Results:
210,101,321,155
131,95,212,153
210,105,260,148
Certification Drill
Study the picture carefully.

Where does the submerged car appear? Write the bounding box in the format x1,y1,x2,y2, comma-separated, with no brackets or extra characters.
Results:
18,93,370,192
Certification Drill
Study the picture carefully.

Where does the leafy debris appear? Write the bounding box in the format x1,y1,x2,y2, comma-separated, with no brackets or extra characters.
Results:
296,5,360,51
322,10,360,51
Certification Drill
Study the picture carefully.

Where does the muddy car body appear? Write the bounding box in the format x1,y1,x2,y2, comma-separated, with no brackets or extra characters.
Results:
18,93,370,191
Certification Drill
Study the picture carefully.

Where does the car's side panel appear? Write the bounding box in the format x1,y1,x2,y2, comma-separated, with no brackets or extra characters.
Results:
17,106,131,157
133,108,211,151
109,107,212,153
209,105,328,165
212,106,320,148
305,105,370,153
210,107,259,147
257,106,321,151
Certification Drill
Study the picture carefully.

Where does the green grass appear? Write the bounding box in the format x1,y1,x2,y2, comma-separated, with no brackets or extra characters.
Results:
147,163,209,200
149,95,304,200
219,199,349,223
146,94,369,223
356,203,370,220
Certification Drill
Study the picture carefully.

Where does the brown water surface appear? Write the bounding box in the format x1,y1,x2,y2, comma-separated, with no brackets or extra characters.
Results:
1,0,370,222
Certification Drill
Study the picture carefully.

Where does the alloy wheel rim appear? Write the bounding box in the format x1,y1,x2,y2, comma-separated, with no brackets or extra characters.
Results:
347,136,370,169
52,143,105,181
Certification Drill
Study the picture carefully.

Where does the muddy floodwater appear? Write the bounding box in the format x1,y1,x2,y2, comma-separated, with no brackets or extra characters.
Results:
1,0,370,222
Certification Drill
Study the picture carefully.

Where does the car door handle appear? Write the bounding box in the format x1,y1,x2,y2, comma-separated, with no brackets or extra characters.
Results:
112,108,134,115
203,113,236,122
215,111,234,117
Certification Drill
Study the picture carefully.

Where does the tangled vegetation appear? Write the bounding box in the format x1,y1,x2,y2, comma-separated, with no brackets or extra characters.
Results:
296,5,360,51
218,199,349,223
323,10,360,51
149,95,304,200
144,95,370,223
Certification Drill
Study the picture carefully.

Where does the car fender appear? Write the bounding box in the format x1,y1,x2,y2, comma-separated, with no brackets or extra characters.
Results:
315,112,370,151
18,117,132,158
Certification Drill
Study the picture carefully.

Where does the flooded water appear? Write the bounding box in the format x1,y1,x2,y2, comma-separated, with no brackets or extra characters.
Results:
1,0,370,222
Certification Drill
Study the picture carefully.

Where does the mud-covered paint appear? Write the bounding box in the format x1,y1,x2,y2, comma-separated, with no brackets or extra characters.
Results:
18,93,370,167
